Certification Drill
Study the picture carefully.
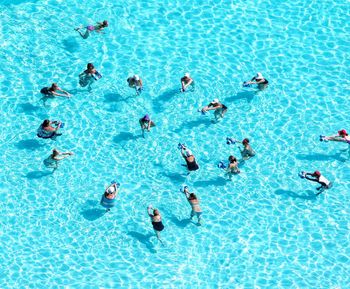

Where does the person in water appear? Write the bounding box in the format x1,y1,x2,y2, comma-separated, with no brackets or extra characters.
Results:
40,83,71,98
239,138,256,160
181,73,194,92
201,99,228,121
227,155,240,174
300,171,332,195
180,145,199,171
102,182,120,211
75,20,109,39
321,129,350,143
182,186,202,225
147,205,164,241
79,63,101,88
139,114,155,133
37,120,63,139
44,149,73,170
127,75,143,94
245,72,268,90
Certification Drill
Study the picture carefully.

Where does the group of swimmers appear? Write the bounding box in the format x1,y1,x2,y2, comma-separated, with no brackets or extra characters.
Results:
34,19,349,243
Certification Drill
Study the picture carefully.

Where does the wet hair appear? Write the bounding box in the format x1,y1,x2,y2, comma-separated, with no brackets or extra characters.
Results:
42,119,50,127
87,63,94,70
102,20,108,26
153,209,159,216
242,138,249,145
229,155,237,163
49,83,58,91
189,193,197,200
52,149,59,156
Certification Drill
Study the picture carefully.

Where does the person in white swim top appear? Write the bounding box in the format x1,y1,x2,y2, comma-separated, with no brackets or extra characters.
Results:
302,170,331,195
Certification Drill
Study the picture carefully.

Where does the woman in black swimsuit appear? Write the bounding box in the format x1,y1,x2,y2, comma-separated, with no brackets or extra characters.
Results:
147,205,164,241
247,72,268,90
180,145,199,171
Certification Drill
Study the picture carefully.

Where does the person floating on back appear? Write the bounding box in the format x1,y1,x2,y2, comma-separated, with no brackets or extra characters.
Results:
40,83,71,98
139,114,155,137
75,20,109,39
147,205,164,243
299,170,332,195
181,186,202,225
181,73,194,92
179,143,199,172
201,99,228,122
243,72,268,90
127,75,143,94
320,129,350,144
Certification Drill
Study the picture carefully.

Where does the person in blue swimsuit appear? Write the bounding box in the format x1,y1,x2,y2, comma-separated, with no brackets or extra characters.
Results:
37,120,63,139
147,205,164,242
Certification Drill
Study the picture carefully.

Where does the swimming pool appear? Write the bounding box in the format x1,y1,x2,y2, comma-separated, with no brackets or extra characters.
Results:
0,0,349,287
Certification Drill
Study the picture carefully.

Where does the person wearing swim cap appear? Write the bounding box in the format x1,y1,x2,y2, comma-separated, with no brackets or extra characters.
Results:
40,83,71,98
147,205,164,242
239,138,256,160
301,170,332,195
321,129,350,144
182,186,202,225
180,145,199,171
127,74,143,94
201,99,228,121
43,149,74,170
181,72,194,92
246,72,268,90
102,182,120,211
75,20,109,39
139,114,155,132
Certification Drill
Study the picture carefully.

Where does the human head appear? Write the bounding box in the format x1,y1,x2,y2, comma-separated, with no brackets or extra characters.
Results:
133,74,140,81
242,138,249,145
143,114,150,121
312,171,321,178
211,98,219,104
102,20,109,27
87,63,94,70
338,129,347,136
184,72,190,78
153,209,159,215
256,72,263,79
52,149,59,156
51,83,58,90
189,193,197,199
228,155,237,163
42,119,50,127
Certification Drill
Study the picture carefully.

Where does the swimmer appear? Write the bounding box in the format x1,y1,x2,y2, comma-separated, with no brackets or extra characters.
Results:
182,186,202,225
79,63,100,89
139,114,155,135
245,72,268,90
201,99,228,121
321,129,350,144
37,119,63,139
147,205,164,242
102,182,120,211
44,149,73,170
180,144,199,171
127,75,143,94
75,20,109,39
181,73,194,92
40,83,71,98
238,138,256,160
300,171,332,195
227,155,240,174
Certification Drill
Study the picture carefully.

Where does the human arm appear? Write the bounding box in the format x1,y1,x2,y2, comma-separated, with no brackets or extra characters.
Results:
147,205,154,217
304,173,319,182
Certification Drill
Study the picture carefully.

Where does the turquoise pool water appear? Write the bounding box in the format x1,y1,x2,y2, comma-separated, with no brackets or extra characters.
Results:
1,0,349,288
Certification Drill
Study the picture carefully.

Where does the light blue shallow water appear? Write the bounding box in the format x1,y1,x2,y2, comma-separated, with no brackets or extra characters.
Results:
0,0,350,288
